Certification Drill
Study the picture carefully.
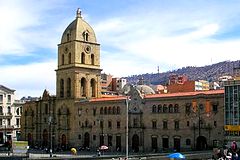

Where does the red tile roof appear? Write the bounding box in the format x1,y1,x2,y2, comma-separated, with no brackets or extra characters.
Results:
90,96,126,102
89,90,224,102
145,89,224,99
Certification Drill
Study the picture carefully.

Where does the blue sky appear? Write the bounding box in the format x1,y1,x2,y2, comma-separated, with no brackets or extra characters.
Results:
1,0,240,98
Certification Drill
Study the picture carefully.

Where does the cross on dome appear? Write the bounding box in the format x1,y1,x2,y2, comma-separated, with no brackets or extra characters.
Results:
76,8,82,18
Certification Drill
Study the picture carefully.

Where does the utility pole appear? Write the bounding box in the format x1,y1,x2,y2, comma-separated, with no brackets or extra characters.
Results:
49,116,53,157
193,123,196,149
101,121,103,145
3,114,6,144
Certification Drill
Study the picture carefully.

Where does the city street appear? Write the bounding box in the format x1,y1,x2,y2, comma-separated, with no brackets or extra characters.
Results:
0,150,213,160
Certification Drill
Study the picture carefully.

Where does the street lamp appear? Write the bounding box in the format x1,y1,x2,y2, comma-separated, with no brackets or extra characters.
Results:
48,116,53,157
126,97,131,160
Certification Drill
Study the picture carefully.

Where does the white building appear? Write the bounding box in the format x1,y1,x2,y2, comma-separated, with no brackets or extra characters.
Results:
117,78,127,91
209,82,220,90
0,85,24,144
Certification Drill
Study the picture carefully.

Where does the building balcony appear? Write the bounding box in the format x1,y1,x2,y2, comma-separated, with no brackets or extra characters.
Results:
129,124,145,129
0,125,14,129
0,113,12,118
6,112,12,116
24,126,35,130
81,125,93,129
57,127,70,130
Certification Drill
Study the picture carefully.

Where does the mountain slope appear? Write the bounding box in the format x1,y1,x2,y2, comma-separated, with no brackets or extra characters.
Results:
126,60,240,85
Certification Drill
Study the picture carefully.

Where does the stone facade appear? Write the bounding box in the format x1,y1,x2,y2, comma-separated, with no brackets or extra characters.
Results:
21,9,225,152
75,87,224,152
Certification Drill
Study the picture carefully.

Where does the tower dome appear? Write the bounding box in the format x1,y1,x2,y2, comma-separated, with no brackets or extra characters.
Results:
120,84,155,95
61,8,97,43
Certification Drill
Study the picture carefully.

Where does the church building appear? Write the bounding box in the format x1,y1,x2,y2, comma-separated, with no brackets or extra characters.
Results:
21,9,225,153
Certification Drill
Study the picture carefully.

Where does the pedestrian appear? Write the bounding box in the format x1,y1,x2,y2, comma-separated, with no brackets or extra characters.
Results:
97,149,101,156
71,148,77,155
223,145,228,159
232,141,238,153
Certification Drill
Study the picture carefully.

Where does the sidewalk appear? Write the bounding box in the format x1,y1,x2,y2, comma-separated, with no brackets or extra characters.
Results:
0,150,213,160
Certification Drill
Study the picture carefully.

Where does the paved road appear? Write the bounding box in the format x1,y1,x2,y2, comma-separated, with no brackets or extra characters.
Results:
0,150,213,160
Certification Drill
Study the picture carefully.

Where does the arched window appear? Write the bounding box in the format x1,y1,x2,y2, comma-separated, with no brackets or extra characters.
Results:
60,79,64,98
68,53,71,64
186,139,191,145
113,106,116,114
62,54,64,65
152,105,157,113
0,106,2,114
85,33,89,41
100,107,103,114
117,106,120,114
44,104,48,114
81,52,85,64
91,54,94,65
90,79,96,97
67,33,70,41
104,107,107,114
67,78,71,97
16,108,20,115
163,104,168,113
80,77,86,97
174,104,179,113
169,104,173,113
108,107,112,114
85,120,88,127
158,104,162,113
7,106,11,114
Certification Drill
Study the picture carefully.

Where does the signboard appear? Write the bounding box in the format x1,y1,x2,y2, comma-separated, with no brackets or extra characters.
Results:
224,125,240,131
12,141,28,155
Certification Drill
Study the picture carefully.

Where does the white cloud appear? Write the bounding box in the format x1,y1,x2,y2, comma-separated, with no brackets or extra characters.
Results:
0,60,56,99
179,23,220,40
94,10,240,77
1,0,240,98
0,0,68,55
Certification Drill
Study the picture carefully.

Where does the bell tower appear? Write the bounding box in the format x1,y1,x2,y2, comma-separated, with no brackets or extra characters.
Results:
56,9,102,99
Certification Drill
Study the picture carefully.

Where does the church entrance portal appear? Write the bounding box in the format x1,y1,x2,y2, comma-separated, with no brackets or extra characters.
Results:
196,136,207,150
84,132,90,148
132,134,139,152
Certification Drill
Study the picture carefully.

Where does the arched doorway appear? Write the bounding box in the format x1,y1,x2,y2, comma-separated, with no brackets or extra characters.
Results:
196,136,207,150
132,134,139,152
151,136,158,152
61,134,67,150
84,132,90,148
27,133,33,147
42,129,48,147
174,137,181,152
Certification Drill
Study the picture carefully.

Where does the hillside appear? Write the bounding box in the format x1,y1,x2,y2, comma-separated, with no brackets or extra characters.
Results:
126,60,240,85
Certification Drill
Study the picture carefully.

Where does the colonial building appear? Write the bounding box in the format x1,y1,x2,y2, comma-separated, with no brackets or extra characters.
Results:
21,9,225,152
77,87,224,152
0,85,23,145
